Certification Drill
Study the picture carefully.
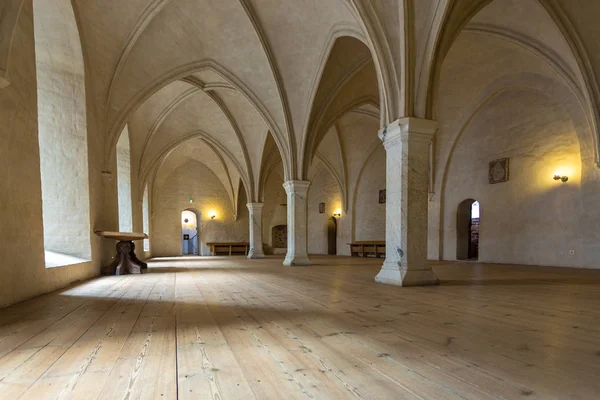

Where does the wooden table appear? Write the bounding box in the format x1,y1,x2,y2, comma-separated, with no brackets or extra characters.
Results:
348,241,386,258
95,231,148,275
207,242,250,256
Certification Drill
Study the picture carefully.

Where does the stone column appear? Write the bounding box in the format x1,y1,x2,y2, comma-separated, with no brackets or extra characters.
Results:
282,180,312,266
247,202,265,259
375,118,439,286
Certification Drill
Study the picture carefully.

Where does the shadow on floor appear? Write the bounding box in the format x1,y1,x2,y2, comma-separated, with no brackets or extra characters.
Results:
441,278,600,286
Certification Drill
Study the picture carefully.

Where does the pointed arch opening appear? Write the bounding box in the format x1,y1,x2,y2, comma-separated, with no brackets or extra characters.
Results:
302,35,380,179
34,0,90,267
117,126,133,232
142,184,150,252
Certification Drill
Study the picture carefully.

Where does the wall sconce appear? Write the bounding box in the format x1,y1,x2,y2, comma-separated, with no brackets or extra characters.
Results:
553,174,569,183
210,213,216,220
333,210,342,218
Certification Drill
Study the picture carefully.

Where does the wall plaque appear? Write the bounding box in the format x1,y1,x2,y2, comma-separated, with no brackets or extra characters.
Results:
489,158,509,184
318,202,325,214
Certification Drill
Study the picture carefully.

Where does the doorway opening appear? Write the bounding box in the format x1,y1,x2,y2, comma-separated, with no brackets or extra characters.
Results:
327,217,337,255
457,199,480,260
181,210,200,256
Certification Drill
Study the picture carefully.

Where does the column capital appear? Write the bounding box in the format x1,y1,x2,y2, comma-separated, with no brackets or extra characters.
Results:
282,180,311,196
379,118,438,149
246,202,264,211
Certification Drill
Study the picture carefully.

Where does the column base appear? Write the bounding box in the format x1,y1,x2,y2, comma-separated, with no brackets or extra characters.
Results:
375,260,439,287
247,250,265,259
283,254,312,267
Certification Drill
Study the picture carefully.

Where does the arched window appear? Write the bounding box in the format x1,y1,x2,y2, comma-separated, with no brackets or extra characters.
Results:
34,0,91,267
117,126,133,232
142,185,150,251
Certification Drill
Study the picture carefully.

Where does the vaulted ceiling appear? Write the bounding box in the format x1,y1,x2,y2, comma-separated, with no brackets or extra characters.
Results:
4,0,600,205
68,0,375,202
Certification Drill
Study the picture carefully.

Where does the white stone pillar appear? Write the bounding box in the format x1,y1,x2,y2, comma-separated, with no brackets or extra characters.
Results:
375,118,439,286
247,202,266,259
282,180,312,266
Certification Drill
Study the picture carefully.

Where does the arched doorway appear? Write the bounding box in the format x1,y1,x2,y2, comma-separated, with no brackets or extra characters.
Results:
327,217,337,255
457,199,480,260
181,210,200,256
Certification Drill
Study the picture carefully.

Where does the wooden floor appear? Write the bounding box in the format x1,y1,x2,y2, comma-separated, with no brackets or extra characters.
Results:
1,256,600,399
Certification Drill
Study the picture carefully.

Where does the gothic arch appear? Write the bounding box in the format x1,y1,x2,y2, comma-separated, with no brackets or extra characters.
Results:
423,0,600,164
105,60,293,183
435,74,587,259
140,131,250,213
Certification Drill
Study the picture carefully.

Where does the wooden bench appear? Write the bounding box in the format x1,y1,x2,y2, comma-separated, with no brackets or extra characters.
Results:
207,242,250,256
348,241,386,258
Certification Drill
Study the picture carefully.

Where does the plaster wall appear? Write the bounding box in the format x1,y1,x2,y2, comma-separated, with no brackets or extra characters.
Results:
441,88,584,267
261,165,287,254
310,110,385,255
151,159,249,257
428,27,600,269
307,165,342,255
0,1,103,308
354,146,386,242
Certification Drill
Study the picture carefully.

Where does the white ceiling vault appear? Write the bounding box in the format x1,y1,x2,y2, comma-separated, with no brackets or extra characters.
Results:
68,0,387,203
4,0,600,204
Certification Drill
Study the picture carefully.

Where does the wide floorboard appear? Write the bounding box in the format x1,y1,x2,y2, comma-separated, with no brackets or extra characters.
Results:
1,256,599,399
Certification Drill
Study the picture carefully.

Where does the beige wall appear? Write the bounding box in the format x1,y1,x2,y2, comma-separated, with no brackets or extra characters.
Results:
151,159,249,257
307,164,343,255
261,164,287,254
305,144,386,256
354,145,386,242
440,88,583,267
0,2,103,308
429,28,599,269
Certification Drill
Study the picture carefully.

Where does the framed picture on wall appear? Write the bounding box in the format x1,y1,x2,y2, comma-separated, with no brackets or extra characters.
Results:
319,202,325,214
379,189,386,204
489,158,509,184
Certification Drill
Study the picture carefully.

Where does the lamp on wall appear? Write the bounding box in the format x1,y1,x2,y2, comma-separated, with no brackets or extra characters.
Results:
210,213,216,220
553,174,569,183
333,210,342,218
